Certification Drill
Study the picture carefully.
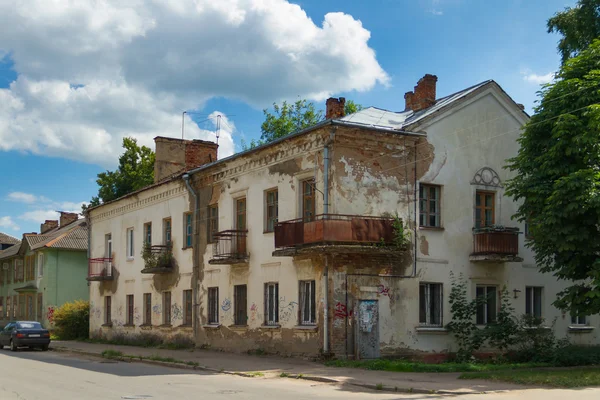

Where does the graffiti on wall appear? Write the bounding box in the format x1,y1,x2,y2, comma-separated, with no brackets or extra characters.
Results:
171,303,183,321
334,302,353,319
377,285,390,297
152,304,162,316
134,307,141,324
250,303,260,322
279,298,298,324
221,298,231,312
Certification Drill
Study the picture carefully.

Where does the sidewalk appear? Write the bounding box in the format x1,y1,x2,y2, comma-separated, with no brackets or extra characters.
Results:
51,340,532,394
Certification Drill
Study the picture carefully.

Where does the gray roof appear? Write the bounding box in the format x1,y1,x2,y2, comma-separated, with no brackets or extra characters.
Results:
0,240,21,260
0,232,19,245
29,219,88,251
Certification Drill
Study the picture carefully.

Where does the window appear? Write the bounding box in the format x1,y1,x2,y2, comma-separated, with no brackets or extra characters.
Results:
16,259,23,282
571,314,588,325
476,285,497,324
475,191,495,228
419,283,443,326
207,206,218,244
299,280,316,325
143,293,151,325
163,218,172,245
12,295,16,319
37,253,44,277
37,293,43,321
184,213,193,248
26,295,33,320
0,297,3,320
126,228,134,259
234,284,247,326
525,287,543,319
104,296,112,325
236,198,246,230
25,255,35,281
18,294,25,318
264,283,279,326
4,263,10,284
105,233,112,258
301,178,316,222
6,297,10,319
126,295,134,325
144,222,152,245
163,291,172,325
208,287,219,324
265,189,279,232
419,185,441,227
183,290,193,326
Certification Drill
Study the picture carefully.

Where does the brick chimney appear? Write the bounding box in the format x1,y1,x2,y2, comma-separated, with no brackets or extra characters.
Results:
404,74,438,112
40,220,58,234
154,137,218,183
59,212,79,227
325,97,346,119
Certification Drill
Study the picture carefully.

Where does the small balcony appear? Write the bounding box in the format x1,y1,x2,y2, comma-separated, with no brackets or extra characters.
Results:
470,226,523,263
141,244,175,274
209,230,249,265
273,214,407,257
87,258,114,281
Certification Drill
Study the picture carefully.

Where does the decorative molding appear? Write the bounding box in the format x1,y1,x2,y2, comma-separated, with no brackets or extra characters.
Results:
471,166,503,187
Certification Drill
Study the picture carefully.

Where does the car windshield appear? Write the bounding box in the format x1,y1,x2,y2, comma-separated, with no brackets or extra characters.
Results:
17,322,42,329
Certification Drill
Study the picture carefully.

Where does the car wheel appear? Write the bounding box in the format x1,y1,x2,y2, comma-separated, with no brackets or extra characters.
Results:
10,340,17,352
41,344,49,351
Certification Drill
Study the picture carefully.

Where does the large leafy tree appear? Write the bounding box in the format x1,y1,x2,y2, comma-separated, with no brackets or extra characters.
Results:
548,0,600,64
505,39,600,315
260,99,324,143
84,137,155,210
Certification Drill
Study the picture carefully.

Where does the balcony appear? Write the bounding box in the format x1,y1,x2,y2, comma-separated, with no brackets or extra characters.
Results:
141,244,175,274
273,214,407,257
87,258,114,281
470,226,523,263
209,230,249,265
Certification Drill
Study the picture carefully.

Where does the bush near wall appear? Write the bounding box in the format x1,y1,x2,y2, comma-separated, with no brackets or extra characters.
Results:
53,300,90,340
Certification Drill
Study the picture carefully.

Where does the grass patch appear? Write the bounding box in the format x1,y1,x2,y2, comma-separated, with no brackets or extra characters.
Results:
324,359,551,373
280,372,290,378
101,350,124,359
83,333,194,350
459,367,600,388
247,372,265,377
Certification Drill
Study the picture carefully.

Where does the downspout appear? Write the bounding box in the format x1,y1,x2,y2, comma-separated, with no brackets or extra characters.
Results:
323,128,335,354
183,174,199,340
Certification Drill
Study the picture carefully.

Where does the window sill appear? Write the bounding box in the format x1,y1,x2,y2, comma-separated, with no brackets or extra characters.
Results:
101,323,113,328
182,246,192,251
157,324,172,329
203,324,221,329
418,226,445,231
416,326,448,334
260,324,281,330
139,324,153,328
523,325,551,331
568,325,594,333
123,324,136,328
126,258,135,262
263,230,274,235
177,324,193,329
294,325,318,332
228,325,248,331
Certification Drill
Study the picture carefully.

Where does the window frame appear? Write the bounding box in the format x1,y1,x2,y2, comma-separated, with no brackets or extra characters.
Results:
299,280,316,325
571,314,588,326
37,253,44,277
264,189,279,233
0,297,3,320
183,289,192,326
234,284,247,326
206,205,219,244
126,294,134,325
37,293,43,322
126,228,135,259
476,285,498,325
183,212,193,248
143,293,152,325
208,287,219,324
419,184,441,228
163,218,172,246
475,190,496,228
144,222,152,245
235,198,247,230
163,291,172,326
6,296,10,319
301,178,316,222
525,286,543,319
104,296,112,325
264,282,279,326
419,282,443,326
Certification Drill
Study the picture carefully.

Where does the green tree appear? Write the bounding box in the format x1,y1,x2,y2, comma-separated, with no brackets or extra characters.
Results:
505,39,600,315
548,0,600,64
344,99,364,115
260,99,323,143
84,137,155,210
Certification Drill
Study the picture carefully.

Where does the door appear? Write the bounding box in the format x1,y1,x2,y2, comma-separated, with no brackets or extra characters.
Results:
356,300,380,359
235,198,247,255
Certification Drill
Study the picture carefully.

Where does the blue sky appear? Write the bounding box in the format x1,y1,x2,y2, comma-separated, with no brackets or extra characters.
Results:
0,0,572,236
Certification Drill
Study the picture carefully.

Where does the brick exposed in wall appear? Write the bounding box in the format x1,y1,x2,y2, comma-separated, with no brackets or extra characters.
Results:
59,212,78,227
326,97,346,119
154,136,218,183
404,74,438,112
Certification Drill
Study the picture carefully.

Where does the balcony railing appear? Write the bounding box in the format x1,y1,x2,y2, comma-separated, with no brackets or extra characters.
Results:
87,258,114,281
274,214,400,255
141,244,175,273
471,227,521,262
209,230,248,264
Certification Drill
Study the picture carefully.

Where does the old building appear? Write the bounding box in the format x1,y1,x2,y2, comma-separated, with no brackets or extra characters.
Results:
88,75,600,358
0,213,88,328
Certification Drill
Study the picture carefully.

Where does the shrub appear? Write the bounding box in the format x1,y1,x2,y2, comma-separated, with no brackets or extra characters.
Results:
52,300,90,340
508,315,559,363
159,334,194,350
553,345,600,367
485,288,520,354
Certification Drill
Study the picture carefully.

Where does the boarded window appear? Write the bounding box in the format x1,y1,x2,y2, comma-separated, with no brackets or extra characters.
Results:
476,285,497,324
264,283,279,326
525,287,543,319
299,280,316,325
207,206,219,244
183,290,193,326
208,287,219,324
126,295,134,325
143,293,152,325
419,283,443,326
475,191,495,228
419,185,441,227
301,178,316,221
163,292,172,325
104,296,112,325
234,285,247,326
265,189,278,232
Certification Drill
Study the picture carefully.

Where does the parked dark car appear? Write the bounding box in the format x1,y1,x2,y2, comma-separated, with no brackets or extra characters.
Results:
0,321,51,351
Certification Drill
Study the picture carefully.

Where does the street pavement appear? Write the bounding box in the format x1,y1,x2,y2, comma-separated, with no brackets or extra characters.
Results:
2,348,600,400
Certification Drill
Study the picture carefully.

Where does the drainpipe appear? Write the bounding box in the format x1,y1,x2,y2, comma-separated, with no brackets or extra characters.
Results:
323,128,335,354
183,174,199,340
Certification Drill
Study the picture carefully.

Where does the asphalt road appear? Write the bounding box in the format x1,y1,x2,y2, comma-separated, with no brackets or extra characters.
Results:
1,348,600,400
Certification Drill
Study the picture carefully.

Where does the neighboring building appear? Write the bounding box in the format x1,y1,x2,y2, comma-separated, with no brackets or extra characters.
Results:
88,74,600,358
0,233,19,251
0,213,88,328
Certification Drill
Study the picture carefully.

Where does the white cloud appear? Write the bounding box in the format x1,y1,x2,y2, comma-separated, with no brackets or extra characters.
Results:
7,191,38,204
19,210,61,223
0,0,388,167
522,72,554,85
0,216,20,231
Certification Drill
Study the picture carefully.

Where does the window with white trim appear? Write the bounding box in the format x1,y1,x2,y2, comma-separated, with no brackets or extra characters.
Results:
476,285,497,324
299,280,316,325
525,286,543,319
264,282,279,326
419,283,443,326
571,314,588,325
126,228,134,259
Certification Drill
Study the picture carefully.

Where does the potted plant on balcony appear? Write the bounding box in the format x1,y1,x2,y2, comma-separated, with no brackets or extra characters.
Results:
141,242,175,272
472,225,520,234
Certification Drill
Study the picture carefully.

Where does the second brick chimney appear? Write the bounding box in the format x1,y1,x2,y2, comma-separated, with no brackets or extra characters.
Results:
154,137,219,183
325,97,346,119
59,212,79,227
40,220,58,234
404,74,438,112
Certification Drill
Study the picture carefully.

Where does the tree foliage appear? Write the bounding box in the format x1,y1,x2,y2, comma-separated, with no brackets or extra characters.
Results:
260,99,323,143
505,39,600,315
84,137,155,210
344,99,364,115
548,0,600,64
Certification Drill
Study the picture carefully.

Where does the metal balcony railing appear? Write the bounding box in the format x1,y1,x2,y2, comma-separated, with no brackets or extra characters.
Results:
87,258,113,280
210,230,248,264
